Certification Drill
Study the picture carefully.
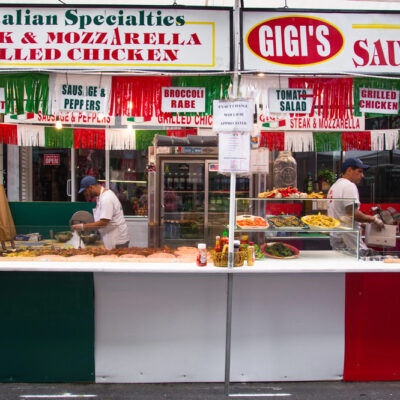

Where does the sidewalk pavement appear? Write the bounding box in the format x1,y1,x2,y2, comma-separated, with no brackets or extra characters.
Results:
1,381,400,400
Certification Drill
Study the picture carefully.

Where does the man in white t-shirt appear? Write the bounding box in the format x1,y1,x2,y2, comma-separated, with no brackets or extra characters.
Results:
327,158,384,255
72,176,130,250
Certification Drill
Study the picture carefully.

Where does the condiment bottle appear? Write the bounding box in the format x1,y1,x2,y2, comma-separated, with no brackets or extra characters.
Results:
247,242,255,266
196,243,207,266
240,234,249,245
233,240,241,252
221,228,229,246
214,235,222,253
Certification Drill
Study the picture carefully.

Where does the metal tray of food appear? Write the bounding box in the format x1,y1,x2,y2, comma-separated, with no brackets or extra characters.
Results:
236,215,269,230
266,215,309,230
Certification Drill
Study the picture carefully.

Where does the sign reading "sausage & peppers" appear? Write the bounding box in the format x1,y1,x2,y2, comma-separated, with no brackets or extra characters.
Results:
243,10,400,74
0,6,231,71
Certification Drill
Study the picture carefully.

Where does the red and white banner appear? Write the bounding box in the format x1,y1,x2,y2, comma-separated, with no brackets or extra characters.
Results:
359,88,399,115
122,115,213,128
243,10,400,74
5,111,115,126
0,7,231,71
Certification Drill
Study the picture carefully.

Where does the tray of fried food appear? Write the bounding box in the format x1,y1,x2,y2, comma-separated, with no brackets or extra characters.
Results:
306,192,326,199
266,215,309,230
301,213,341,229
236,215,269,229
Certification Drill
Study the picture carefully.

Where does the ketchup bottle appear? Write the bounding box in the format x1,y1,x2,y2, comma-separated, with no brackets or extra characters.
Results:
196,243,207,266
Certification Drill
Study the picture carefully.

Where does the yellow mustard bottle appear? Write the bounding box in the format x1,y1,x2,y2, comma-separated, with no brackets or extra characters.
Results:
247,242,255,266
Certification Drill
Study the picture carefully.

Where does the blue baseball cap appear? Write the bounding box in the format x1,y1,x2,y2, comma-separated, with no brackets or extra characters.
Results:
342,158,369,172
78,176,97,194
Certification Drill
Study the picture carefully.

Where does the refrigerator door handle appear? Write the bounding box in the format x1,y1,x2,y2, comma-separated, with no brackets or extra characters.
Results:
67,179,72,197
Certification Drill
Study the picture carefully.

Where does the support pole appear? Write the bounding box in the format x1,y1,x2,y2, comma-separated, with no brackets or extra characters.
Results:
224,0,242,395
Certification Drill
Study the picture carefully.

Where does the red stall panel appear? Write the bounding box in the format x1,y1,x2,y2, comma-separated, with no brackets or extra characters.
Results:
344,273,400,381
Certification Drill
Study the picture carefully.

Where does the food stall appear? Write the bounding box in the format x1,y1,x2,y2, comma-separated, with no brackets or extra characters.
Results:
1,4,400,387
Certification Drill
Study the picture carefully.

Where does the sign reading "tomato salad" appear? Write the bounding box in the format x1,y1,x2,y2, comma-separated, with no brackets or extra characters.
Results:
0,6,231,71
243,11,400,74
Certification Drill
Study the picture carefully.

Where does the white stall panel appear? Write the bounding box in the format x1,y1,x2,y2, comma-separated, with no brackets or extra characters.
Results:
94,272,345,383
94,273,227,383
231,274,345,381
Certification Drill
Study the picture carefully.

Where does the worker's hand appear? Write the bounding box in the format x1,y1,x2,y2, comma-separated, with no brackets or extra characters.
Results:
71,223,84,231
372,215,385,230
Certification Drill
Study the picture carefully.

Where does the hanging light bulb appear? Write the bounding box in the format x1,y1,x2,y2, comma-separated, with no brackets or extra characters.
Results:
55,119,62,129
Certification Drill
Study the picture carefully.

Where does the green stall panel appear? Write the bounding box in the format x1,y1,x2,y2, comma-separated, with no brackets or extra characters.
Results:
9,202,95,238
0,272,94,382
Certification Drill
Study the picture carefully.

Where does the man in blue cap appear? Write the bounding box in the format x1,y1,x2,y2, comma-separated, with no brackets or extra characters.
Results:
327,158,384,254
72,176,130,249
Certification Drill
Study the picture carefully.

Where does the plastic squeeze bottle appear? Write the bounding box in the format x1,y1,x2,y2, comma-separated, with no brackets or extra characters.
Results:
196,243,207,266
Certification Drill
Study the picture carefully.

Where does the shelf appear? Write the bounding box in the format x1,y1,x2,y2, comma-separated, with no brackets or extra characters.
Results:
209,191,248,194
236,227,359,233
163,211,204,215
163,190,205,193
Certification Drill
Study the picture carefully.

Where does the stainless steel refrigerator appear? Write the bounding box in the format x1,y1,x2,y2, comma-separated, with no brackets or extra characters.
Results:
148,136,251,248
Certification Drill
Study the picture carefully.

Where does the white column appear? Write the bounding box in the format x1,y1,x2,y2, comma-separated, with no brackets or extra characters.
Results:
7,144,20,201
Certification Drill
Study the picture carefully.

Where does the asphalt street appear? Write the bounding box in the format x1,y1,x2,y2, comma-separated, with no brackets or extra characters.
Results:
1,381,400,400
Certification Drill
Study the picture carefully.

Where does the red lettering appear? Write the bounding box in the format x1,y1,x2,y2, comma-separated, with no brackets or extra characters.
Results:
46,32,64,44
64,32,81,44
124,32,140,45
126,49,144,61
45,48,61,60
67,48,80,61
81,32,94,44
370,40,388,66
95,33,107,45
387,40,400,66
353,39,369,67
143,32,157,45
0,32,13,43
14,48,27,60
29,48,43,60
83,48,100,60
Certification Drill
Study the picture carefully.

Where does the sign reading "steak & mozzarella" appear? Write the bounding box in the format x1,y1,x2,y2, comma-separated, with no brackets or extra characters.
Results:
243,11,400,74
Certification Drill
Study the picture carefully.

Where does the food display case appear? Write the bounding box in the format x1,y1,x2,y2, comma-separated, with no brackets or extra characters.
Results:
234,198,361,258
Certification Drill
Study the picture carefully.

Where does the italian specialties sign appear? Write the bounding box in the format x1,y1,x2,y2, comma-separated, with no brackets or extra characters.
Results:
0,7,231,71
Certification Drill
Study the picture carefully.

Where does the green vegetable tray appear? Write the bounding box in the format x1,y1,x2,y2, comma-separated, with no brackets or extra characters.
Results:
260,242,299,259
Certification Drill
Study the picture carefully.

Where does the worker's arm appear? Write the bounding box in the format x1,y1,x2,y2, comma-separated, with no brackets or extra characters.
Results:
72,219,109,231
345,205,384,227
